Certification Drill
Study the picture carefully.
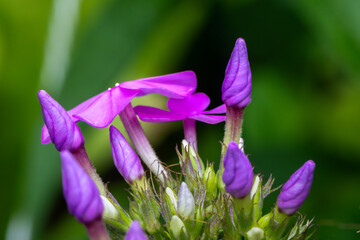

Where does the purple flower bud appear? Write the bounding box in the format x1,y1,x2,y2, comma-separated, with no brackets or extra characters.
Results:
277,160,315,215
222,141,254,198
222,38,252,109
60,151,103,224
109,125,144,184
38,90,84,151
124,221,148,240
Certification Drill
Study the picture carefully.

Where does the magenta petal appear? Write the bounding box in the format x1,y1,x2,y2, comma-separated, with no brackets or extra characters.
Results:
134,106,185,122
190,114,226,124
124,221,148,240
202,104,226,114
61,151,103,224
120,71,197,98
72,87,139,128
167,92,210,115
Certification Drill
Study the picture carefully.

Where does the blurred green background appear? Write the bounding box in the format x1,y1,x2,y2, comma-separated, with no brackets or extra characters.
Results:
1,0,359,239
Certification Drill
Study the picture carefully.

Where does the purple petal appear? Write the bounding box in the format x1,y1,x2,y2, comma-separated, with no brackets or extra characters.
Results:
134,106,185,122
72,87,139,128
222,141,254,198
190,114,226,124
124,221,148,240
60,151,103,224
38,90,84,151
202,104,226,114
277,160,315,215
120,71,197,98
222,38,252,108
167,92,210,115
109,126,144,183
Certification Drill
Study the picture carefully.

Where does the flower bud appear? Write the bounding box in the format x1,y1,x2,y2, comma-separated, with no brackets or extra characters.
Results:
109,125,144,184
100,196,119,220
203,165,217,201
222,38,252,109
170,215,187,239
38,90,84,151
277,160,315,215
166,187,178,211
222,141,254,198
247,227,264,240
60,151,103,224
177,182,195,219
124,221,148,240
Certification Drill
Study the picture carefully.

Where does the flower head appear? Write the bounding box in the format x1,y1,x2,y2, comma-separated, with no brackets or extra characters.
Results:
60,151,103,224
41,71,197,143
134,92,226,124
277,160,315,215
222,38,252,109
124,221,148,240
222,141,254,198
109,125,144,183
38,90,84,151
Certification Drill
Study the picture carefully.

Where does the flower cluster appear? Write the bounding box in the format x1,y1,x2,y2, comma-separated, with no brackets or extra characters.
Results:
39,38,316,240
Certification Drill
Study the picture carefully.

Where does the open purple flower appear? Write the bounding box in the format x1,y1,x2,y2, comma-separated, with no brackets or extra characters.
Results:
222,38,252,109
277,160,315,215
134,92,225,149
109,125,144,184
60,151,103,224
124,221,148,240
41,71,197,144
38,90,84,151
222,141,254,199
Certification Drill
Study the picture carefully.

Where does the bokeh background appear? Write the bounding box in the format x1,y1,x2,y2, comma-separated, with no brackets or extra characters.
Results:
1,0,360,239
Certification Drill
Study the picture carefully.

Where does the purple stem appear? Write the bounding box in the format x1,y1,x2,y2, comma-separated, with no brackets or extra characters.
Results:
119,103,168,184
183,118,198,151
71,146,105,195
85,219,110,240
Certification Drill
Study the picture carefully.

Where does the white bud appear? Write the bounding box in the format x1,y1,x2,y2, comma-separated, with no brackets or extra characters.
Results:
250,175,260,199
170,215,187,239
100,196,119,219
177,182,195,219
247,227,264,240
166,187,178,211
239,137,245,152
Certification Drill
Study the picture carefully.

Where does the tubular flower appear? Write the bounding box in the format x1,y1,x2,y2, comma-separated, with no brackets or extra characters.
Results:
41,71,197,143
38,90,84,151
222,38,252,109
109,125,144,184
222,141,254,198
60,151,103,224
277,160,315,215
124,221,148,240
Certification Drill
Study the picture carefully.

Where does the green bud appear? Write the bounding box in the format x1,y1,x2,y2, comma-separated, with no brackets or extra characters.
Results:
203,165,217,201
247,227,264,240
165,187,178,214
170,215,187,239
181,140,204,176
258,212,273,229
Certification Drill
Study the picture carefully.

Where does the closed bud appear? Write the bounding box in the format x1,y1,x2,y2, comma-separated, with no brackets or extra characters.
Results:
222,141,254,198
177,182,195,219
170,215,187,239
100,196,119,220
247,227,264,240
277,160,315,215
203,165,217,201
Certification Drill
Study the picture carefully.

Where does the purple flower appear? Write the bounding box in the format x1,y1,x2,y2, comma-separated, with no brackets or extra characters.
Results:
134,92,226,124
222,38,252,109
124,221,148,240
277,160,315,215
109,125,144,184
41,71,196,144
60,151,103,224
38,90,84,151
222,141,254,198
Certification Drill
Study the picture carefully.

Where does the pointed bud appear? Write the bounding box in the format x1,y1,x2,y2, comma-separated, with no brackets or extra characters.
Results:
124,221,148,240
277,160,315,215
166,187,178,211
38,90,84,151
170,215,187,239
222,141,254,198
60,151,103,224
222,38,252,109
203,165,217,201
109,125,144,184
100,196,119,220
177,182,195,219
